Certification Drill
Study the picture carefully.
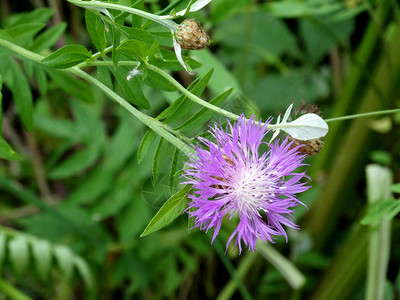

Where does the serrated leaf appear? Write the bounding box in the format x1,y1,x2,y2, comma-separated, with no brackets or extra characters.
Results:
85,10,107,52
0,137,22,161
175,88,233,131
49,147,100,179
0,234,5,270
279,113,329,140
41,44,92,69
138,129,157,163
31,239,52,280
8,237,29,275
53,246,74,280
141,185,191,237
31,22,67,52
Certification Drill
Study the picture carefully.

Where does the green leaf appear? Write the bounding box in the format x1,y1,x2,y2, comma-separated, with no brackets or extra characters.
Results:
138,129,157,163
111,26,120,67
85,10,107,52
143,68,176,92
0,74,2,132
31,239,52,280
7,59,33,130
31,22,67,52
110,66,150,109
113,24,155,46
117,39,149,61
361,198,398,225
41,44,92,69
158,68,214,123
45,68,95,103
34,65,48,94
153,137,168,184
0,137,22,161
390,183,400,193
53,246,74,280
0,234,5,270
11,7,53,25
141,185,191,237
74,257,95,296
169,147,183,191
49,147,100,179
176,88,233,131
4,23,44,40
8,237,29,275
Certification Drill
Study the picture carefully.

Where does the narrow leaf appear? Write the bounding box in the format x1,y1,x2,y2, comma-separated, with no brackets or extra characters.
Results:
74,257,95,295
141,185,191,237
175,88,233,131
85,10,107,52
0,234,5,270
41,44,92,69
9,59,33,130
31,239,52,280
137,129,157,163
49,147,100,179
53,246,74,280
31,22,67,52
153,137,167,184
110,66,150,109
0,137,22,161
8,237,29,275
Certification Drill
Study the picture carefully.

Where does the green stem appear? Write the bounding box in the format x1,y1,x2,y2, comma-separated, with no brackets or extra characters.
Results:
325,108,400,123
0,277,33,300
67,0,178,29
0,37,193,155
257,242,306,290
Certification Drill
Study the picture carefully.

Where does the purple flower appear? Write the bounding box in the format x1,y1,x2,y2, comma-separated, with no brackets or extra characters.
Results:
183,115,310,253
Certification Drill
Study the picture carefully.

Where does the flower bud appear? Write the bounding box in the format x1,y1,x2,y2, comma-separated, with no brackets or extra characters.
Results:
288,102,325,155
175,19,209,50
289,137,324,156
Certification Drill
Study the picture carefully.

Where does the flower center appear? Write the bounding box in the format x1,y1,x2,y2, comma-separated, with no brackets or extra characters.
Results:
232,163,273,214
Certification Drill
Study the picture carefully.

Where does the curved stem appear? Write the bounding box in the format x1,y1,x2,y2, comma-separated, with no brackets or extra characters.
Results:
0,37,193,155
67,0,178,30
325,108,400,123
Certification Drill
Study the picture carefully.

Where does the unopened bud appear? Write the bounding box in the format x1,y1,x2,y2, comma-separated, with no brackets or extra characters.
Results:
289,137,324,156
175,19,209,50
288,102,324,155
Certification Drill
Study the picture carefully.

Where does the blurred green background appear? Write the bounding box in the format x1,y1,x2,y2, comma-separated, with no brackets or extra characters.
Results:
0,0,400,299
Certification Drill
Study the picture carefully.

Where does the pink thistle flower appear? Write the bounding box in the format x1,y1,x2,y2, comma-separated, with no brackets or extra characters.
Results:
183,115,310,253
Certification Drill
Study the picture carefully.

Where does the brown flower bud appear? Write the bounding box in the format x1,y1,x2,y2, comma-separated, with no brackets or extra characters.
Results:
289,137,324,156
175,19,209,50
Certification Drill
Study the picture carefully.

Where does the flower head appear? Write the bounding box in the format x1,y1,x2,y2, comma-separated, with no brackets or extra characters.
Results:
183,115,310,253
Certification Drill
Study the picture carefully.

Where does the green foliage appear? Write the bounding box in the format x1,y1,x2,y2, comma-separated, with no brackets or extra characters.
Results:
0,0,400,299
